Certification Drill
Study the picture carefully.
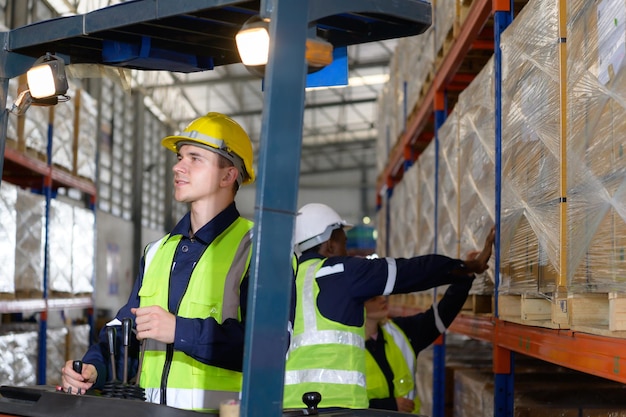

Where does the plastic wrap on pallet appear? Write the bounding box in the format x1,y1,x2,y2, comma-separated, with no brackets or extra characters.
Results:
392,166,418,259
405,28,436,116
24,102,50,157
388,175,407,257
437,109,460,258
48,199,74,294
390,42,406,144
500,0,560,295
0,327,38,386
433,0,456,56
14,188,45,296
376,83,393,175
72,206,95,294
457,57,496,293
46,327,68,386
0,182,17,295
68,324,91,362
418,142,437,254
51,81,77,171
75,89,97,181
567,0,626,292
402,162,420,258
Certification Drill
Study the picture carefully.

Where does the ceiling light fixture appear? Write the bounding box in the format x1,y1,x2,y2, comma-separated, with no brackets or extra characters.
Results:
235,16,271,67
235,16,334,77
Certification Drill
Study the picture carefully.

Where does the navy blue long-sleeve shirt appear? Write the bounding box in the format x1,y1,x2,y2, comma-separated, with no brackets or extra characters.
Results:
83,203,295,388
298,251,472,328
366,279,473,411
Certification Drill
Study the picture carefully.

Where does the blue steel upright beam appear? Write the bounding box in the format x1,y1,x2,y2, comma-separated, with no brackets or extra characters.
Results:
493,1,514,416
431,90,446,417
241,1,309,416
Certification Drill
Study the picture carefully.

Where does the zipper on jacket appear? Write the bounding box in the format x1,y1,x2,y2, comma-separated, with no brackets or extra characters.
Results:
160,243,202,405
160,344,174,404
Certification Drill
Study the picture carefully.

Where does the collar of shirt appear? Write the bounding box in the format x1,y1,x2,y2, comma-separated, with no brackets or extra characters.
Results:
299,251,325,263
168,201,241,246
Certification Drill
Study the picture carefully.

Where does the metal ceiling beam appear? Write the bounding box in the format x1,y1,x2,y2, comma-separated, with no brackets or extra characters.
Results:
140,58,394,90
205,96,377,119
299,137,376,174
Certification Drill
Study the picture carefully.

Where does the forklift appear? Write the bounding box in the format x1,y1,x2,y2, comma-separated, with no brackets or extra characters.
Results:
0,1,432,415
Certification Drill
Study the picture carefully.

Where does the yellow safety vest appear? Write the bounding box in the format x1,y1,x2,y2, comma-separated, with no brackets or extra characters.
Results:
138,217,253,412
284,259,368,409
365,321,420,414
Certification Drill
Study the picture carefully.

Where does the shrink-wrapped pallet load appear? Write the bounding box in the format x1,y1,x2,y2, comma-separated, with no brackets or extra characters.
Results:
566,0,626,331
72,206,95,295
14,189,46,297
75,88,98,182
437,109,460,258
457,57,496,294
500,0,560,296
0,182,17,297
417,143,437,254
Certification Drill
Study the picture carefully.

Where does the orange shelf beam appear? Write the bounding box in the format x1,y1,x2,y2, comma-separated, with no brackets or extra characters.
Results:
395,307,626,384
494,319,626,385
3,146,96,194
449,313,494,342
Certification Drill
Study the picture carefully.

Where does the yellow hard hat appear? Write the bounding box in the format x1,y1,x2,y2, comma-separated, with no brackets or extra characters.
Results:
162,112,255,185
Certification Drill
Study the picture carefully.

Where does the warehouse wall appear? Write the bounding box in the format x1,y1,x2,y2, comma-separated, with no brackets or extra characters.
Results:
94,211,167,316
236,170,377,227
94,211,136,313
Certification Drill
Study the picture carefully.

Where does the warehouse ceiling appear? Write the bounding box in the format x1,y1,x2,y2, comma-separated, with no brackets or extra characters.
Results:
43,0,405,184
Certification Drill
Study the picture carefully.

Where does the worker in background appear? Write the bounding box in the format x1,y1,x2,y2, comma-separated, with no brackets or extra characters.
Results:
61,112,294,411
283,203,495,410
364,254,482,416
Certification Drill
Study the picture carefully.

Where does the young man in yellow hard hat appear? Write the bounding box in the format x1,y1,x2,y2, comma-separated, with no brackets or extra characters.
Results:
284,202,494,410
61,112,294,411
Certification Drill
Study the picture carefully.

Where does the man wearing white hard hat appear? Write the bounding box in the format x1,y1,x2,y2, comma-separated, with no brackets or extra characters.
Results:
283,203,494,411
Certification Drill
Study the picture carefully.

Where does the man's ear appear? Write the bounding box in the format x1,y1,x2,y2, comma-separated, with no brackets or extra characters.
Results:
326,238,339,257
222,167,239,186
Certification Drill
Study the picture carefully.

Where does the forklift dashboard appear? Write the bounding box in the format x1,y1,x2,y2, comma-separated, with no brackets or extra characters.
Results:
0,385,424,416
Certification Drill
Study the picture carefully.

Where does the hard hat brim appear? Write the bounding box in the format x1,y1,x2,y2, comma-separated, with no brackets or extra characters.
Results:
161,135,211,153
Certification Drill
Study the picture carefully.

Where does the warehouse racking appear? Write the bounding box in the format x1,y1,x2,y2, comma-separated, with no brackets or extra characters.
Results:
378,0,626,416
0,1,434,416
0,91,96,385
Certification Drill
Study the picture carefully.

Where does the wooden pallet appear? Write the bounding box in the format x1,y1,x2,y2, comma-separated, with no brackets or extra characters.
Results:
0,292,16,301
461,294,493,315
498,293,568,329
15,289,44,300
454,0,475,38
390,291,493,315
434,27,456,73
569,292,626,338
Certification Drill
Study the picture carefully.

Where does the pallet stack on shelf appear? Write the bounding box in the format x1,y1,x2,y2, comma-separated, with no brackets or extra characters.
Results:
377,0,626,415
1,74,98,386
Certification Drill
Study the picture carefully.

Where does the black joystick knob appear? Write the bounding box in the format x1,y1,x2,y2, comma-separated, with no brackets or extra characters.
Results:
72,360,83,374
302,392,321,415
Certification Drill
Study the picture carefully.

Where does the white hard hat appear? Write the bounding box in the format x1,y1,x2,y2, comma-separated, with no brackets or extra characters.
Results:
294,203,353,252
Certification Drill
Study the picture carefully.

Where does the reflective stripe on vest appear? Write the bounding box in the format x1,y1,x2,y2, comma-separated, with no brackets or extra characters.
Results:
365,321,420,414
284,259,367,409
139,218,253,411
144,386,240,410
